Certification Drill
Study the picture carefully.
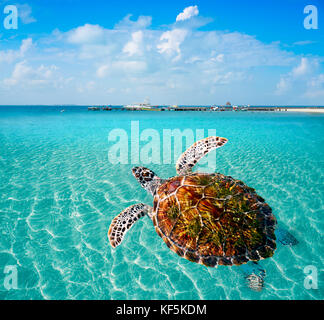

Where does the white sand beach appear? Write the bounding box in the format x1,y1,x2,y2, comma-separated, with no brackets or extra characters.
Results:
283,108,324,113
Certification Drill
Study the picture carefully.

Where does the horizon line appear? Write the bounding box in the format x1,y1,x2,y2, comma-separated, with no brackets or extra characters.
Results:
1,104,324,107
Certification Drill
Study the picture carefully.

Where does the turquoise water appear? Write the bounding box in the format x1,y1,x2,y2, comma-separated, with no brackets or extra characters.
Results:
0,106,323,300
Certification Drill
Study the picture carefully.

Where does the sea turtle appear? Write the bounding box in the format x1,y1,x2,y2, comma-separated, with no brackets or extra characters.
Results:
108,136,297,290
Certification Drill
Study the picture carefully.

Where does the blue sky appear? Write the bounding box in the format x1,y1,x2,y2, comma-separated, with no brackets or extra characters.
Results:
0,0,323,105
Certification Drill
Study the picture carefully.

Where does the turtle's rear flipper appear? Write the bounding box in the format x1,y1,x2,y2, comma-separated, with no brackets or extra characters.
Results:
241,262,266,292
275,227,298,246
108,203,151,248
176,136,228,175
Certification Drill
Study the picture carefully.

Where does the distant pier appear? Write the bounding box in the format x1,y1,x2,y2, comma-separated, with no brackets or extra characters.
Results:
87,106,324,113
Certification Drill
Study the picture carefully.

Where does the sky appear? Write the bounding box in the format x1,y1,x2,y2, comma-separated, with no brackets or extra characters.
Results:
0,0,323,105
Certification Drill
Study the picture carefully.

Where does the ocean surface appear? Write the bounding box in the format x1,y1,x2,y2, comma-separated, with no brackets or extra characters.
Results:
0,105,323,300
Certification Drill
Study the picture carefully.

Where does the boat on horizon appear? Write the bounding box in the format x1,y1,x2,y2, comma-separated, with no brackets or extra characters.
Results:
125,99,160,111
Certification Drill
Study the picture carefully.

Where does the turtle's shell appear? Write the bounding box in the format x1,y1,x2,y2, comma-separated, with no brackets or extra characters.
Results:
152,173,277,267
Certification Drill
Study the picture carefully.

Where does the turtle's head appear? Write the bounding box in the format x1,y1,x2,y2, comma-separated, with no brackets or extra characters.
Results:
132,167,161,195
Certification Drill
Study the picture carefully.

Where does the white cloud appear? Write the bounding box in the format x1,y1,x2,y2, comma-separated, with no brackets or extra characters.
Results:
3,61,58,86
96,64,109,78
292,40,316,46
116,60,147,73
276,58,321,97
78,44,112,60
212,71,244,85
67,24,105,44
157,29,188,58
1,9,323,105
176,5,199,22
292,57,314,77
276,77,291,94
20,38,33,55
123,31,144,56
309,74,324,88
96,60,147,79
212,53,224,63
115,14,152,29
0,38,33,63
304,74,324,99
77,80,97,93
111,60,147,74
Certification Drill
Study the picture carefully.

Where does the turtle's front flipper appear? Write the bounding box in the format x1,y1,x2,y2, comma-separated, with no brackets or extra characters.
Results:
241,262,266,291
176,136,228,175
275,227,298,246
108,203,152,248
